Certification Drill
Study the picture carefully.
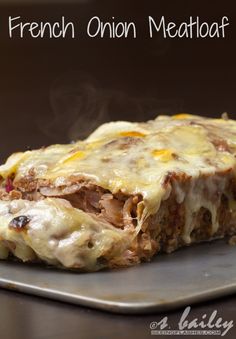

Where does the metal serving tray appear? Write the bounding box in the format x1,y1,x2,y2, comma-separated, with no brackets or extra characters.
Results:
0,240,236,314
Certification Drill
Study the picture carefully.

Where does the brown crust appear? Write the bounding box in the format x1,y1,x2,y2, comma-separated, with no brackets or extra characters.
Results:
1,164,236,269
123,170,236,266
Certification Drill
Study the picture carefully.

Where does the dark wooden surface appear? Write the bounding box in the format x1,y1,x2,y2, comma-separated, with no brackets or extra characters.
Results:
0,288,235,339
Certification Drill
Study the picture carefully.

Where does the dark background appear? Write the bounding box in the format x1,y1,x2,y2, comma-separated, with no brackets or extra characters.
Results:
0,0,235,162
0,1,236,338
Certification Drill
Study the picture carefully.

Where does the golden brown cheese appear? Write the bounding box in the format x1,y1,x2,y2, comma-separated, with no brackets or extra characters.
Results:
0,114,236,259
0,198,131,270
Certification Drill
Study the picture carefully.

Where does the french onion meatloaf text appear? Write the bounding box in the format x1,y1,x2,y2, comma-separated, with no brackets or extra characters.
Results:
0,114,236,271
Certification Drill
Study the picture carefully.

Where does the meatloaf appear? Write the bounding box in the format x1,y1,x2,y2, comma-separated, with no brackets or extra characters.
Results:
0,113,236,271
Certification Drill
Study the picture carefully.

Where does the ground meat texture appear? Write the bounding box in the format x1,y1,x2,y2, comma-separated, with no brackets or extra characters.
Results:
2,168,236,269
45,185,139,229
126,170,236,265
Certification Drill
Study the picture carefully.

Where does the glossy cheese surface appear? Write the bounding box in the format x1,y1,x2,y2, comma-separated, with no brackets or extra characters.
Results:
1,114,236,213
0,198,131,270
0,114,236,268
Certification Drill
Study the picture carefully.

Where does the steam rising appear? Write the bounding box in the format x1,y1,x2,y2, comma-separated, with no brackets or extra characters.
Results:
44,71,174,142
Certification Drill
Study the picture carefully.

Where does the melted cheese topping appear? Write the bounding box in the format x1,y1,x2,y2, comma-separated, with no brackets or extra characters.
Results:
0,198,131,270
0,114,236,245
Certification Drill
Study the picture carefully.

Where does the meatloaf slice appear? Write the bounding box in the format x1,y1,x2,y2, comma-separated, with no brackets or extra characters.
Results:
0,113,236,271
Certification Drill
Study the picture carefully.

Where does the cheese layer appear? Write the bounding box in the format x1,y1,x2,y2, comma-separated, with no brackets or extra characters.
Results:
1,114,236,210
0,114,236,253
0,198,131,270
